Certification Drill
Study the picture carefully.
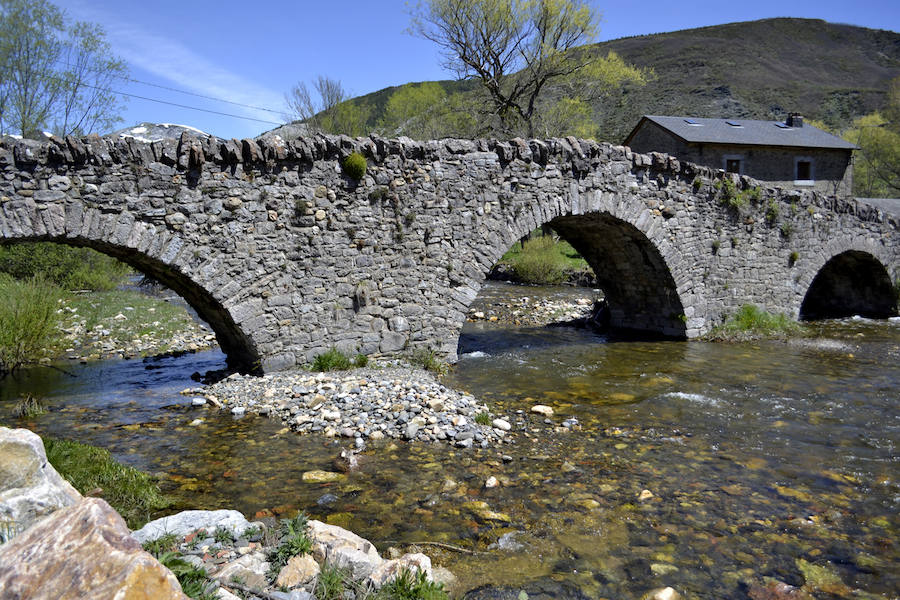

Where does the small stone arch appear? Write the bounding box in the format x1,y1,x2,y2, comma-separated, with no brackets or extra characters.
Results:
0,206,262,373
799,247,897,320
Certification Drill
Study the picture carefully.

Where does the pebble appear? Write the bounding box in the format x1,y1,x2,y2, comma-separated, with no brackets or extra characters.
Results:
198,366,511,448
531,405,554,416
191,397,207,406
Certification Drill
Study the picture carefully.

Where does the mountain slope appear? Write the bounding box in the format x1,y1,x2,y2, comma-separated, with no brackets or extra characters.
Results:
340,18,899,143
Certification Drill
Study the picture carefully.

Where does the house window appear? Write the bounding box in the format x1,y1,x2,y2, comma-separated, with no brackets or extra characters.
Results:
724,155,744,174
794,157,814,185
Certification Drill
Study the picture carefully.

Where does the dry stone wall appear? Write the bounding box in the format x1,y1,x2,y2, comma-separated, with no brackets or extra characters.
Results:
1,132,897,373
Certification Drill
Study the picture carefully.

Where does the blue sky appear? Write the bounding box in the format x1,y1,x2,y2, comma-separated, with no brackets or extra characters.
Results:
54,0,900,139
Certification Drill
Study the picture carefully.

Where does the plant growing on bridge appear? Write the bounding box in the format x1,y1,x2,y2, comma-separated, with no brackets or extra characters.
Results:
765,199,780,224
342,152,367,181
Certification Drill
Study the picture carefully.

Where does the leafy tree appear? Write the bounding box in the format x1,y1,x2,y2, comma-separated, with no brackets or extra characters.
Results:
377,82,478,139
409,0,647,137
844,112,900,198
537,96,597,138
0,0,127,137
285,75,372,136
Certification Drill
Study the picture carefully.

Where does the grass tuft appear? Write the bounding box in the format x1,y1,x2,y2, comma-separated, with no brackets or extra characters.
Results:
45,437,171,529
373,568,448,600
314,563,347,600
312,347,352,371
706,304,803,341
12,394,46,418
268,512,313,575
409,348,448,377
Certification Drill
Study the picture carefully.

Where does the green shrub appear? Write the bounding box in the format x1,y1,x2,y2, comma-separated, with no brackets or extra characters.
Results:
353,353,369,368
789,251,800,266
374,568,448,600
0,242,131,291
312,347,353,371
342,152,367,180
507,236,570,285
0,275,63,376
474,411,491,426
268,512,313,573
410,348,448,376
45,437,171,529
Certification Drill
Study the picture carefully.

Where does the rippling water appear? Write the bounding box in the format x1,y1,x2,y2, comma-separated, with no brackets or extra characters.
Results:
3,284,898,599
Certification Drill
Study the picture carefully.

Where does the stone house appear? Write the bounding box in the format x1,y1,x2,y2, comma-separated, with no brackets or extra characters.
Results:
623,114,857,197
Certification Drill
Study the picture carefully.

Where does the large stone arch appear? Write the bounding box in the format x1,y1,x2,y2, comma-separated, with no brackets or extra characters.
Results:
0,201,262,373
798,237,897,319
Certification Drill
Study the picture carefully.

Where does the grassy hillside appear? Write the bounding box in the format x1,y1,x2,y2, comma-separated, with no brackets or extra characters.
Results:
318,18,899,143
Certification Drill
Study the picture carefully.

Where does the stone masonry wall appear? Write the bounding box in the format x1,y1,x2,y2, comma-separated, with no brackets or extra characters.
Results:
1,132,897,372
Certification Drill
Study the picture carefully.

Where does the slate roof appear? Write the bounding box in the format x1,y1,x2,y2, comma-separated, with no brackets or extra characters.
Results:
625,115,857,150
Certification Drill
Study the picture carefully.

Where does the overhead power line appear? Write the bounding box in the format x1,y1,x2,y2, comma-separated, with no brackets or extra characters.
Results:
50,58,287,116
1,64,286,127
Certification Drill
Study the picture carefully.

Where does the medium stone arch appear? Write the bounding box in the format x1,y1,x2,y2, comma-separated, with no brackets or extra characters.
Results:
468,189,687,341
800,248,897,320
0,205,262,373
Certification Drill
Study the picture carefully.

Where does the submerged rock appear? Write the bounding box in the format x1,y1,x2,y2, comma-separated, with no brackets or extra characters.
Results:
0,497,186,599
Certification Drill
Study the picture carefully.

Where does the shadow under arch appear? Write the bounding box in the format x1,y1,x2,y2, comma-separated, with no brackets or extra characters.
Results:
3,237,261,373
800,250,897,320
548,212,687,337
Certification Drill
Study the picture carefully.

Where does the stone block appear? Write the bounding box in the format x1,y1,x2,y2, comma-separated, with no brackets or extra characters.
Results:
0,427,81,542
0,497,187,599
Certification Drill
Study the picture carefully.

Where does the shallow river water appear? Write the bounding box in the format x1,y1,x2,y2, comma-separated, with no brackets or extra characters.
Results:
3,282,899,599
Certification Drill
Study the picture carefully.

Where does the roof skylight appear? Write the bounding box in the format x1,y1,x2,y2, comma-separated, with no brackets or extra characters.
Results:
684,118,702,126
726,120,743,127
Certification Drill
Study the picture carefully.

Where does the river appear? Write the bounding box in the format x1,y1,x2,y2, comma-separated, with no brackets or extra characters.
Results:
2,281,898,599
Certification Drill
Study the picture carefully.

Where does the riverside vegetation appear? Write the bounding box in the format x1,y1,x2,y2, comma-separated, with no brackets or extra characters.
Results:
0,242,215,376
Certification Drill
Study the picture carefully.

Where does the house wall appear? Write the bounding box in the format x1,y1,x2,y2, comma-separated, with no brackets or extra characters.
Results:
627,121,854,197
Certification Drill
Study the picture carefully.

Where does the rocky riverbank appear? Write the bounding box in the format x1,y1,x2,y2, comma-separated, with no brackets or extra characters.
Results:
186,366,515,448
51,289,216,363
466,281,601,327
0,426,454,600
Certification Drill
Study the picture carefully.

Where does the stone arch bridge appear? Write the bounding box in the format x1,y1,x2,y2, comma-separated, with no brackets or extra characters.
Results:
1,132,897,373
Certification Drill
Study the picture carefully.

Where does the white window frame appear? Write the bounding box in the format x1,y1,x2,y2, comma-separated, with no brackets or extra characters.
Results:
723,154,744,175
794,156,814,186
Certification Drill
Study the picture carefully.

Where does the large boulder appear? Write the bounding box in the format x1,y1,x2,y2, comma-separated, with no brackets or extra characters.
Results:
0,427,81,541
308,519,383,581
0,497,187,599
132,509,254,544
